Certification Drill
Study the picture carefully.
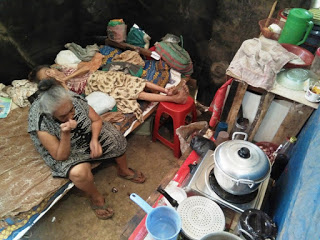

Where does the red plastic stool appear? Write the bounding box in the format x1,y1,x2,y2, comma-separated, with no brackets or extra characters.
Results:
152,96,197,158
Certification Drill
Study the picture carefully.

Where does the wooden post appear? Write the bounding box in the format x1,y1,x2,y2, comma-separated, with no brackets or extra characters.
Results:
272,103,314,145
220,80,239,122
226,81,248,133
247,92,275,142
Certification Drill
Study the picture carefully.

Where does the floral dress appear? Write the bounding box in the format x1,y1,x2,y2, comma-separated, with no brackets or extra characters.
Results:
28,92,127,178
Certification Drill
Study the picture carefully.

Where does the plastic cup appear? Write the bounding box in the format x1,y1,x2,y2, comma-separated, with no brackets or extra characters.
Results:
214,122,228,139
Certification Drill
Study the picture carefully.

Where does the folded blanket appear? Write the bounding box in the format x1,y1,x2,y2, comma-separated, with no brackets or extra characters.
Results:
112,50,145,67
226,37,298,90
65,42,99,62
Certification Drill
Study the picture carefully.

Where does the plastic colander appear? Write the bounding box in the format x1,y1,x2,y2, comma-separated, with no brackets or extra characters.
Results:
177,196,225,240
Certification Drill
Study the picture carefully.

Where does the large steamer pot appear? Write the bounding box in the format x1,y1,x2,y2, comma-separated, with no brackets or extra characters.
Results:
213,133,270,195
201,231,242,240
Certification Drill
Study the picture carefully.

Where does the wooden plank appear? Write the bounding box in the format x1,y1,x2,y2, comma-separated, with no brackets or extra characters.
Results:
129,106,158,133
105,39,152,58
226,81,248,133
220,80,239,122
272,103,314,145
270,82,318,109
248,92,275,142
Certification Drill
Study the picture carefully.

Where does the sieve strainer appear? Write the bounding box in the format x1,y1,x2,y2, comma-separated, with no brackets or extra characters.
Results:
177,196,225,240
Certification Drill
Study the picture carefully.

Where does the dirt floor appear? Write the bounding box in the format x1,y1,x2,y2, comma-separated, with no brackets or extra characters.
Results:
24,133,180,240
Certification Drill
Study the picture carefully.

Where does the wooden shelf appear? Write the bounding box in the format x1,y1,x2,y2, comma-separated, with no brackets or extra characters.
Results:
270,81,318,109
225,79,315,145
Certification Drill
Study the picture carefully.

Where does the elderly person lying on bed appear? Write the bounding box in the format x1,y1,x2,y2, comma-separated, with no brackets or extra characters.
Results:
28,79,146,220
28,64,189,121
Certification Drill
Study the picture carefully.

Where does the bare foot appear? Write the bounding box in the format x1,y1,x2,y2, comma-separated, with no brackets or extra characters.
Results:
117,168,146,184
173,90,188,104
165,86,179,96
165,80,188,96
182,83,189,94
90,198,114,220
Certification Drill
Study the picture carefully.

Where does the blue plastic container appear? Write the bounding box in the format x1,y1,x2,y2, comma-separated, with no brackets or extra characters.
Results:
130,193,181,240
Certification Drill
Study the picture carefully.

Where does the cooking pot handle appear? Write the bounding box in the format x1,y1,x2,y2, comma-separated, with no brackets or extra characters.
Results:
237,179,255,188
239,228,255,240
157,185,179,208
232,132,248,141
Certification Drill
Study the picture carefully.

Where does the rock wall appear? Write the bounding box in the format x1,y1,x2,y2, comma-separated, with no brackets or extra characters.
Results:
0,0,310,105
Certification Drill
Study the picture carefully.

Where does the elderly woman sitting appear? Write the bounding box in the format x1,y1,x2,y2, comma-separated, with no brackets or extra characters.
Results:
28,79,146,220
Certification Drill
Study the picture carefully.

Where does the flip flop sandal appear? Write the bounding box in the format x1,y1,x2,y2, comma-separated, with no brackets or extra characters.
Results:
90,200,114,220
118,168,146,184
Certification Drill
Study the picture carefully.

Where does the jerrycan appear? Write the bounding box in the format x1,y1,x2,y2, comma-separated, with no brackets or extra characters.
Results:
278,8,314,45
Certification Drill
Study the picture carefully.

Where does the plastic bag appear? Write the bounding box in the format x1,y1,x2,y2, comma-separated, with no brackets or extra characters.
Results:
161,34,181,44
126,24,151,49
190,136,216,157
107,19,127,43
54,50,81,67
85,91,116,115
176,121,208,154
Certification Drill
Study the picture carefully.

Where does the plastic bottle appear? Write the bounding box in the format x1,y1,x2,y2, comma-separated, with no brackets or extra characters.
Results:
271,136,297,181
310,48,320,80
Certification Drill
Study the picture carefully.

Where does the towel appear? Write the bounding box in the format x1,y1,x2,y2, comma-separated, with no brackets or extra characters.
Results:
226,37,298,90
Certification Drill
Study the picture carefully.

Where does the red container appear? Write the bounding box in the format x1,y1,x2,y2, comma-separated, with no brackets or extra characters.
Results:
278,8,290,22
281,43,314,68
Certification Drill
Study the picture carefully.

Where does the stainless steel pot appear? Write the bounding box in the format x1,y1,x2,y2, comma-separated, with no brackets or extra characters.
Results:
213,133,270,195
201,231,242,240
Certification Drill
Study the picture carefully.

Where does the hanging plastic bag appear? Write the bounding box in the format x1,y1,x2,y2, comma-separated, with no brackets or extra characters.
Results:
209,78,233,128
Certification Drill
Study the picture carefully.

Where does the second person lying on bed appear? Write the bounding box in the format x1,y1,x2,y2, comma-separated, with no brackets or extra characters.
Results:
28,79,146,220
28,64,189,121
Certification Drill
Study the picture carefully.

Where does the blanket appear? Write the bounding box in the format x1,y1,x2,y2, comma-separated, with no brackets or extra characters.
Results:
0,108,68,218
226,37,298,90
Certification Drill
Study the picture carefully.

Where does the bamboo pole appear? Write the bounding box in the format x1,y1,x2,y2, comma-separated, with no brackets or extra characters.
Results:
265,1,278,27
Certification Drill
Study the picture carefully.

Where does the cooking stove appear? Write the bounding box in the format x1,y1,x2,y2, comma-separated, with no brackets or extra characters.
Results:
184,150,270,213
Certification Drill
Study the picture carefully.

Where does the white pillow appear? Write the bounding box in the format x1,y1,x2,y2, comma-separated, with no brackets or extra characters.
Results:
85,91,116,115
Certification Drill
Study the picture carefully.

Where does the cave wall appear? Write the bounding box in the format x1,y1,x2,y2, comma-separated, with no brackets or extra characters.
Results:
0,0,310,105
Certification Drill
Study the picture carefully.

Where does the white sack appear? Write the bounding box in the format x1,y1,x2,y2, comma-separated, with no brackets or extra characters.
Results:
85,91,116,115
54,50,81,67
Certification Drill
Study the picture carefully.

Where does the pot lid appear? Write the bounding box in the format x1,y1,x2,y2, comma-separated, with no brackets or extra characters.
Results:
214,140,270,181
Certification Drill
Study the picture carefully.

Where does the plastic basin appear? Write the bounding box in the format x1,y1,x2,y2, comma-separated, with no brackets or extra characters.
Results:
281,43,314,68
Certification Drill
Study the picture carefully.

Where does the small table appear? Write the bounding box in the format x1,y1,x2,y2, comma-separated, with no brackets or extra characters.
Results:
225,78,317,145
